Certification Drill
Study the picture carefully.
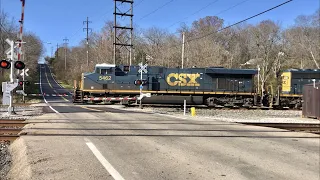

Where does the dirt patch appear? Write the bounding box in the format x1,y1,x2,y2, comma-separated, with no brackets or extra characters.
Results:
0,142,11,180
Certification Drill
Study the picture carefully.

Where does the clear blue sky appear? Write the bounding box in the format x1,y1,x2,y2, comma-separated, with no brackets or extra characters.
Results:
1,0,319,57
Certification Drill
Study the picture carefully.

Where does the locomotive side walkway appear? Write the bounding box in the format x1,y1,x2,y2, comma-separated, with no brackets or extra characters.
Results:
7,64,320,180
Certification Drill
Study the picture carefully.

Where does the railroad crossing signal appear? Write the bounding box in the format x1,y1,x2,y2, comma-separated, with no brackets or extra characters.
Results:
138,63,148,73
2,38,27,114
16,90,27,96
18,80,29,86
134,79,148,86
2,82,19,106
2,82,19,93
0,60,11,69
0,60,25,70
20,68,29,77
14,61,25,70
137,93,151,100
5,39,18,59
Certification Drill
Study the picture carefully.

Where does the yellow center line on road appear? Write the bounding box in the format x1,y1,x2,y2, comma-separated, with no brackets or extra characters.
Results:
45,71,69,102
53,90,69,102
61,96,69,102
80,106,104,112
45,72,53,88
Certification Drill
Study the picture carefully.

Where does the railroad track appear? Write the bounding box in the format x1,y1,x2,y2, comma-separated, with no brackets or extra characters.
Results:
0,119,27,142
125,104,300,110
241,123,320,134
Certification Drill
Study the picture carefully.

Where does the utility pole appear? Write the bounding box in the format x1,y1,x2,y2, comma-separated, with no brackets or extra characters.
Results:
181,32,185,69
63,38,69,71
113,0,134,65
83,17,92,67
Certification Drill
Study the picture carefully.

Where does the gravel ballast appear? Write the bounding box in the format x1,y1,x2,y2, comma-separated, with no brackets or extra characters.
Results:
0,106,43,119
0,105,44,180
124,106,320,123
0,142,11,180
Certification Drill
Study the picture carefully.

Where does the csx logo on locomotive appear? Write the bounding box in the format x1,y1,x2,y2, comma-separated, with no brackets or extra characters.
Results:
166,73,200,86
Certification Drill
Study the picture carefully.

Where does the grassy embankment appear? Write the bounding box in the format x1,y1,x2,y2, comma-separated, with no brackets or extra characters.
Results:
49,71,74,91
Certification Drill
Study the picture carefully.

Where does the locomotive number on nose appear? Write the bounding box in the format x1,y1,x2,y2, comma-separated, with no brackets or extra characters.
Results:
166,73,200,86
99,76,112,81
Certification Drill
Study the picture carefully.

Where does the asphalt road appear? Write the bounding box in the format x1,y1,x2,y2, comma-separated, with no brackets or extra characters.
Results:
10,64,319,180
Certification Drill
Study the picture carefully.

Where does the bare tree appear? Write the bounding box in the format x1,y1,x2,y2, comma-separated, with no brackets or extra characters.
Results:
48,10,320,89
284,9,320,68
249,20,282,94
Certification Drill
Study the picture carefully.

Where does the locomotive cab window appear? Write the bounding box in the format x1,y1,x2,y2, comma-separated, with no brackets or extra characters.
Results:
115,67,125,76
123,66,130,72
100,68,112,75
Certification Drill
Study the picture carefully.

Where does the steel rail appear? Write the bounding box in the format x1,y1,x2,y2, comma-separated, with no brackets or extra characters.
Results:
241,123,320,134
0,123,27,127
0,128,23,134
0,135,19,142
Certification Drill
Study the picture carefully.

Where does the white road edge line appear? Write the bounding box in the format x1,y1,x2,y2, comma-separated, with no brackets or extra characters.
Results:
40,65,60,114
84,138,125,180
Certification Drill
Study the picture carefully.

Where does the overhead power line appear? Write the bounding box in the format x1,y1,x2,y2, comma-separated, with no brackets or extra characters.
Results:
167,0,220,29
138,0,175,21
168,0,250,30
182,0,293,45
134,0,145,7
214,0,250,17
67,0,146,45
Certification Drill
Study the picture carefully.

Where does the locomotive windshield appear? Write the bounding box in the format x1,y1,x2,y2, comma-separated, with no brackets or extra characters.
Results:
94,63,115,75
100,68,112,75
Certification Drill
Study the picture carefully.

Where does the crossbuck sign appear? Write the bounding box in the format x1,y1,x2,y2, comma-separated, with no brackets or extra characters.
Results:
20,68,29,77
138,62,148,104
138,63,148,74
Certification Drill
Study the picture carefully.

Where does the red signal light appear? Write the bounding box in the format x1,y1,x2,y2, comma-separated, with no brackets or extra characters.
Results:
134,80,148,86
134,80,142,85
14,61,25,70
0,60,11,69
18,81,30,86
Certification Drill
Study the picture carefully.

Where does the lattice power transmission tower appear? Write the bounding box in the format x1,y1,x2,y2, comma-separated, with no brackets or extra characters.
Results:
113,0,134,65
